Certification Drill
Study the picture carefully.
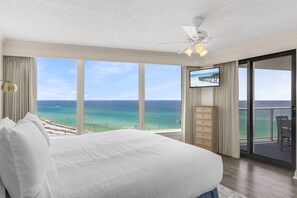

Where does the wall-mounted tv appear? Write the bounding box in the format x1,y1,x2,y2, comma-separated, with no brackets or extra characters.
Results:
190,68,220,88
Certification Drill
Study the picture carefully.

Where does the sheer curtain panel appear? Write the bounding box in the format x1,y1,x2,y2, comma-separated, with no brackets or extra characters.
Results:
181,66,201,144
3,56,37,121
214,61,240,158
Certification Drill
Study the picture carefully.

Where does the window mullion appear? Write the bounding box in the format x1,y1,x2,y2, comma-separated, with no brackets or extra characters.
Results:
139,63,145,130
77,59,84,135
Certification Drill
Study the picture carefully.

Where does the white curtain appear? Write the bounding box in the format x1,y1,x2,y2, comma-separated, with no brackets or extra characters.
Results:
181,66,201,144
3,56,37,122
214,61,240,158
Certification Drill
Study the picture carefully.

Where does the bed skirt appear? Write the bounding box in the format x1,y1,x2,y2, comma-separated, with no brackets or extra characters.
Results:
197,187,219,198
6,188,219,198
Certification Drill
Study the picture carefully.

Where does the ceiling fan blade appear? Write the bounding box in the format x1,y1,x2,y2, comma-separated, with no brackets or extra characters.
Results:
182,26,198,40
197,36,212,44
158,41,189,45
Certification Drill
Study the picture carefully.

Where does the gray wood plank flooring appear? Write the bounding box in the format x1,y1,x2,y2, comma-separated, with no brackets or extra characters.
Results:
221,156,297,198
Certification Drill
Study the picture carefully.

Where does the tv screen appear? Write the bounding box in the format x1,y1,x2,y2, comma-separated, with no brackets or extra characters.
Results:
190,68,220,88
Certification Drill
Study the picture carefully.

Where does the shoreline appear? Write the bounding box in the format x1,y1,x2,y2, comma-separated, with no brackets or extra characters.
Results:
41,118,77,136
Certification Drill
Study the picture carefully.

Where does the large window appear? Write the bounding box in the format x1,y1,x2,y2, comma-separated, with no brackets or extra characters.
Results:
37,59,182,135
145,64,181,130
37,58,77,135
84,61,139,132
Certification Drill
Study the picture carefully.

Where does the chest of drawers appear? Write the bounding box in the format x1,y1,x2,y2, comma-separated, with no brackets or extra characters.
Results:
193,106,217,152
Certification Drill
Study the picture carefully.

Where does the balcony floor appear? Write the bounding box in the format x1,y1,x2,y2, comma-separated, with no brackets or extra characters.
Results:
240,140,291,163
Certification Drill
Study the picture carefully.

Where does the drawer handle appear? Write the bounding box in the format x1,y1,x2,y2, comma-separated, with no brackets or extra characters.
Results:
202,121,204,124
202,127,204,130
202,134,204,137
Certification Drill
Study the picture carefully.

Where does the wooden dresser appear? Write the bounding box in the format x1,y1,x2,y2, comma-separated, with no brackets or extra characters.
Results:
193,106,217,153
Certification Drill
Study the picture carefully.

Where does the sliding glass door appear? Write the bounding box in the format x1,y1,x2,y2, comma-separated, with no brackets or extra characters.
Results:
240,50,296,169
239,63,248,152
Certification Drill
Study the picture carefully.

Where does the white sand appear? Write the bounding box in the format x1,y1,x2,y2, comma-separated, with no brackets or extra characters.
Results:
41,119,77,136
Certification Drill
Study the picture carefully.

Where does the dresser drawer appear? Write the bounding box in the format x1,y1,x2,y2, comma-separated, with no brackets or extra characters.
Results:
195,138,212,147
196,113,212,119
196,126,212,133
196,107,213,113
195,132,212,139
196,119,212,126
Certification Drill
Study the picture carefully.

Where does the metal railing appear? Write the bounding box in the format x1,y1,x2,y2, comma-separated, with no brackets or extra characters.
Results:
239,107,291,140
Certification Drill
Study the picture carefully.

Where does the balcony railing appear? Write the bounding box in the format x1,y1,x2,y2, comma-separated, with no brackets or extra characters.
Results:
239,107,291,140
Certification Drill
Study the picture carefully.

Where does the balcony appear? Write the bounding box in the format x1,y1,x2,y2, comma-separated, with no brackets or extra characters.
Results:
240,107,292,163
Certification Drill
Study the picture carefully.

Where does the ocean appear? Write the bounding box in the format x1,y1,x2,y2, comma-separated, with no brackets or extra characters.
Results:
37,100,291,137
239,100,291,139
37,100,181,132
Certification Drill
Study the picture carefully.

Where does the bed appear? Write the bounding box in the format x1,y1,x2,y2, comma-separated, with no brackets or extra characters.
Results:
0,116,223,198
46,129,223,198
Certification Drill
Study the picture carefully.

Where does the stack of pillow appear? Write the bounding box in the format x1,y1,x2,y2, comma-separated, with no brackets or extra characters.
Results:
0,113,52,198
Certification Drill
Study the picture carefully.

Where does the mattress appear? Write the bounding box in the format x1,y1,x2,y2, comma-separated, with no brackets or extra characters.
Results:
47,129,223,198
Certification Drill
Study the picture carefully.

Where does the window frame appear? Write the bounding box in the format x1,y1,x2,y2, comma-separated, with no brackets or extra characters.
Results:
37,60,182,134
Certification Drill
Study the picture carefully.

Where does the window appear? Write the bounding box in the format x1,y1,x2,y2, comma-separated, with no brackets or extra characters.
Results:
84,61,139,132
37,59,182,135
37,58,77,135
145,64,181,131
239,64,248,151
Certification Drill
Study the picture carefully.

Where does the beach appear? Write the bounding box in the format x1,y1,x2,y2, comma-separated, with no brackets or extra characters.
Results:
41,118,77,136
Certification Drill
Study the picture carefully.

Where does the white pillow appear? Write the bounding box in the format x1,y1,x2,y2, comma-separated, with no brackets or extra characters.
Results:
24,112,50,146
0,118,15,198
0,119,50,198
0,117,16,129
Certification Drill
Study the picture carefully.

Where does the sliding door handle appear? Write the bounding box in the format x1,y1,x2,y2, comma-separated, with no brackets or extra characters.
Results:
292,106,296,118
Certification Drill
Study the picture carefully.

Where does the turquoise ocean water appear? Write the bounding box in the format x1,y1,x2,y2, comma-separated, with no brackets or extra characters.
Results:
239,100,291,139
37,100,290,136
37,100,181,132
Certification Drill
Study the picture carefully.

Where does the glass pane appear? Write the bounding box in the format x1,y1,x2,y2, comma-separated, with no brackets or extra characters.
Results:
239,64,248,151
145,64,181,131
253,55,292,163
37,58,77,136
84,61,138,132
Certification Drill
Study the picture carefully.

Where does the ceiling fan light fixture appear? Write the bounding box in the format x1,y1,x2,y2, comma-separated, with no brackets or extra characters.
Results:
195,43,205,54
184,47,193,57
200,49,208,57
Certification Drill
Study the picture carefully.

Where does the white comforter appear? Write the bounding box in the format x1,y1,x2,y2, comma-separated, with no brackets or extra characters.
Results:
47,129,223,198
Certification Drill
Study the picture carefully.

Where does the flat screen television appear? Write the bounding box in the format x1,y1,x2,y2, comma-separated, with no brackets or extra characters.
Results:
190,68,220,88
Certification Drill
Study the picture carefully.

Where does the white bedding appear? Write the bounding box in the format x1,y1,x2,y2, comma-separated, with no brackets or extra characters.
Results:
47,129,223,198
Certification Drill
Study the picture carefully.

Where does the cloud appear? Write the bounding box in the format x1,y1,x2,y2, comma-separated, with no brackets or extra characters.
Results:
38,76,76,100
145,81,181,100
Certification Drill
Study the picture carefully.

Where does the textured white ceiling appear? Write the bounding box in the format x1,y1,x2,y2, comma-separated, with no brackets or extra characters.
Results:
0,0,297,53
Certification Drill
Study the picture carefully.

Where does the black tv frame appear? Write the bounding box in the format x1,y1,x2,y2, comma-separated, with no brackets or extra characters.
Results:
189,67,221,88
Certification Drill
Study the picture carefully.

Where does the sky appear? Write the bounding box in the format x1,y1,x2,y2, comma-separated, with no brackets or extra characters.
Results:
37,58,181,101
238,68,291,101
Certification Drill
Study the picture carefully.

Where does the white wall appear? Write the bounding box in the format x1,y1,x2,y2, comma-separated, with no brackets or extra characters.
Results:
200,88,214,106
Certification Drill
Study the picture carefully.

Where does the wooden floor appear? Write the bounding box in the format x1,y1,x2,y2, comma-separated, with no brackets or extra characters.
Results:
221,156,297,198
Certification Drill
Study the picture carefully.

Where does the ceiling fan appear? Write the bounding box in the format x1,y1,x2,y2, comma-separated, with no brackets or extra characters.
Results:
160,16,211,57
